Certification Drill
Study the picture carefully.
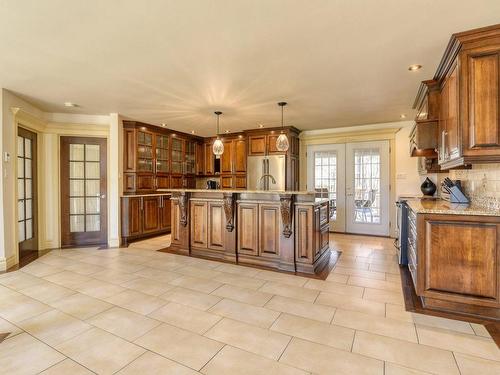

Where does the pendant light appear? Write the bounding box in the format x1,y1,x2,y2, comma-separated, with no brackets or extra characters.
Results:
276,102,289,152
212,111,224,158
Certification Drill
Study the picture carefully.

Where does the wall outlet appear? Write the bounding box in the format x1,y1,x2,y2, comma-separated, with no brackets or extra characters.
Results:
3,152,10,162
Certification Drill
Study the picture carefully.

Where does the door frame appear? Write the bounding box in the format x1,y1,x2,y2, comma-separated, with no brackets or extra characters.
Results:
60,136,108,247
345,140,390,236
307,143,346,232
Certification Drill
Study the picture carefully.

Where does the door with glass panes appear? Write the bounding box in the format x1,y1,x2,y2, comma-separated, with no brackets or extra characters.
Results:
17,127,38,253
60,137,107,247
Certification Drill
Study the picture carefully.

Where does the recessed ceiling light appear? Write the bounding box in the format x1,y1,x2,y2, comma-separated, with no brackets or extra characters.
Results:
161,123,167,127
225,130,230,133
408,64,422,71
400,114,407,119
258,124,264,128
64,102,78,107
191,130,195,134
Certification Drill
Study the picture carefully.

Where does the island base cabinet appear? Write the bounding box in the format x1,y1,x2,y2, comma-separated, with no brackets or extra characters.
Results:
416,213,500,319
121,195,171,247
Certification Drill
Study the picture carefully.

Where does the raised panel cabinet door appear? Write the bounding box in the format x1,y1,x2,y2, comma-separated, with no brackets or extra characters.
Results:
295,206,313,263
258,204,280,257
221,140,234,173
190,201,208,248
445,65,460,161
196,142,205,175
160,196,171,230
208,202,225,251
205,143,215,175
123,173,136,193
171,200,180,243
438,79,448,164
234,175,247,189
136,174,154,191
248,135,267,155
424,219,499,302
234,138,247,173
220,175,234,189
268,133,286,154
237,203,259,255
121,197,142,236
170,175,183,188
466,51,500,151
142,196,161,234
123,128,136,172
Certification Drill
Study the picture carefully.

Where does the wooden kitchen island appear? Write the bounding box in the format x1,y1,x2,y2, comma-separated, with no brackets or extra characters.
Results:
159,189,331,274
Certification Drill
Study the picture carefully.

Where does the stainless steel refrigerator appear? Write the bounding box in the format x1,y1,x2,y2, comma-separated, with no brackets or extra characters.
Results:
247,155,286,191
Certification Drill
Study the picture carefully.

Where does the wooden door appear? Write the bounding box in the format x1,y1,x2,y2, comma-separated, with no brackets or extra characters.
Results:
204,143,214,175
234,138,247,173
220,175,234,189
170,175,183,188
191,201,208,248
295,206,313,263
234,175,247,189
248,135,267,155
195,142,204,175
142,196,160,234
61,137,107,247
237,203,258,255
446,65,460,161
17,127,38,255
221,140,233,173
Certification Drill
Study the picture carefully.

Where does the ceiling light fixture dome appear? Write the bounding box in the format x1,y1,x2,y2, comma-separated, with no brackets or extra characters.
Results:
276,102,289,152
213,111,224,158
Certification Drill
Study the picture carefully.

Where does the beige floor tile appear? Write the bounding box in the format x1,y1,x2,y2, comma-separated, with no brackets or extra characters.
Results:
385,303,414,322
20,262,63,278
214,272,266,290
331,266,386,280
63,261,106,276
117,351,199,375
214,263,260,277
161,287,222,310
384,362,432,375
211,284,273,306
324,272,350,284
18,309,91,346
369,263,401,274
209,298,280,328
0,293,52,323
410,314,474,335
253,269,309,287
416,325,500,361
38,254,75,267
205,318,291,360
303,279,364,298
363,287,404,306
454,352,500,375
260,281,319,302
44,271,92,289
49,292,113,320
87,306,161,341
201,345,308,375
91,269,141,284
0,271,42,290
40,358,95,375
121,277,175,296
149,302,221,334
169,275,223,293
265,295,335,323
134,267,184,283
315,291,386,316
352,331,460,375
348,276,401,292
134,323,224,371
107,289,167,315
0,333,65,375
271,313,354,351
56,327,145,374
333,308,417,343
471,323,491,338
0,316,23,338
335,259,370,270
18,281,75,303
74,278,126,299
176,265,223,279
280,337,384,375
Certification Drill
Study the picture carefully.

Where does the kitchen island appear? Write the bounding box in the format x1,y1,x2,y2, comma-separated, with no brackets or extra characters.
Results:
158,189,332,274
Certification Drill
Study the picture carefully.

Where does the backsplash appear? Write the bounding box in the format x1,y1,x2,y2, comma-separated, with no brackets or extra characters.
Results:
449,164,500,209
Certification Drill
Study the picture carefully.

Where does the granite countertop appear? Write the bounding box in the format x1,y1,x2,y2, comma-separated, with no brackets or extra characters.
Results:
157,188,316,195
406,198,500,217
121,193,172,198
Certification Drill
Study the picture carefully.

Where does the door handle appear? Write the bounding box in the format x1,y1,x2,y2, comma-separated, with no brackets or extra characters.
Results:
101,194,106,199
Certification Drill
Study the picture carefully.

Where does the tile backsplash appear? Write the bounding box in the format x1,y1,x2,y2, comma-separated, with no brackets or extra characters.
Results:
449,164,500,209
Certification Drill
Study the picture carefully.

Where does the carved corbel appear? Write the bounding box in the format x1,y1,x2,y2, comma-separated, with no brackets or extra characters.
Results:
279,194,294,238
173,192,189,227
223,193,235,232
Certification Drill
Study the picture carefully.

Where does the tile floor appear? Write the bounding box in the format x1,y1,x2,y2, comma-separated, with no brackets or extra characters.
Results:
1,234,499,374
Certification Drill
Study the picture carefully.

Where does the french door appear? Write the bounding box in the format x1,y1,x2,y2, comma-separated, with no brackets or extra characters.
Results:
17,127,38,254
308,140,390,236
60,137,107,247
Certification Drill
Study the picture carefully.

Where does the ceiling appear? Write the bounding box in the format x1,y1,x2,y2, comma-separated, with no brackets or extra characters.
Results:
1,1,499,136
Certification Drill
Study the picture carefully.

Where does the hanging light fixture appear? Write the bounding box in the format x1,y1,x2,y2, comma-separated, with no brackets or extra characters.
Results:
212,111,224,158
276,102,289,152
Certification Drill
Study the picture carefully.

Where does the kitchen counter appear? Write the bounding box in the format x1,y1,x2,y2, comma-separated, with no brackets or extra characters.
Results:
157,188,316,195
406,198,500,217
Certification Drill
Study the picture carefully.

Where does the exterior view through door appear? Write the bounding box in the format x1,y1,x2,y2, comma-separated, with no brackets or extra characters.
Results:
308,140,390,236
60,137,107,247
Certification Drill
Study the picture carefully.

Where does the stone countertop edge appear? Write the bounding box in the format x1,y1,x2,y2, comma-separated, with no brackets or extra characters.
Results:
406,198,500,217
156,188,317,195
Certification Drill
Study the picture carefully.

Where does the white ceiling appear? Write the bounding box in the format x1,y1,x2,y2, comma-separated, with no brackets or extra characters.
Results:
1,0,499,136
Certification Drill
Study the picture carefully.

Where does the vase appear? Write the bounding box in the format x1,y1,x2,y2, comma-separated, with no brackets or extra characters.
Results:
421,177,437,196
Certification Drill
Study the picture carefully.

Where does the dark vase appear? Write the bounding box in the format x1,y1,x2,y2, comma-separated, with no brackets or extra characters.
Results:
421,177,437,196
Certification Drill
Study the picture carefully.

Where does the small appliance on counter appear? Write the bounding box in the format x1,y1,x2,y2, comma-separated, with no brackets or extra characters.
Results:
441,178,469,203
206,180,219,189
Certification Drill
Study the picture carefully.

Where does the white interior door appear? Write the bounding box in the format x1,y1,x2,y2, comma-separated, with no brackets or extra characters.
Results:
307,144,346,232
345,141,390,236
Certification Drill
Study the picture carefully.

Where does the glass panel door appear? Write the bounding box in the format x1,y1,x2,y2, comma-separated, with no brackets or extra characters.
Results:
61,137,107,247
171,137,184,174
17,127,37,254
156,135,170,173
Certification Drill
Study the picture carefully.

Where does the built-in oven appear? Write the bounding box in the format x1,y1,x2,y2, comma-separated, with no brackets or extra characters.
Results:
395,200,409,265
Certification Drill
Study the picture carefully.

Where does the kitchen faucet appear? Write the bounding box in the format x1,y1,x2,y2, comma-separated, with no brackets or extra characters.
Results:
259,174,276,190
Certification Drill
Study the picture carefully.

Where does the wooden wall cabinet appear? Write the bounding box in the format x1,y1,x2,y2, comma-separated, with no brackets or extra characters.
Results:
121,195,171,246
219,135,247,189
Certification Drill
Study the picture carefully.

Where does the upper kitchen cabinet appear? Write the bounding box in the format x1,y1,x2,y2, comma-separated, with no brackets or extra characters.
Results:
247,127,300,157
414,25,500,169
220,134,247,189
